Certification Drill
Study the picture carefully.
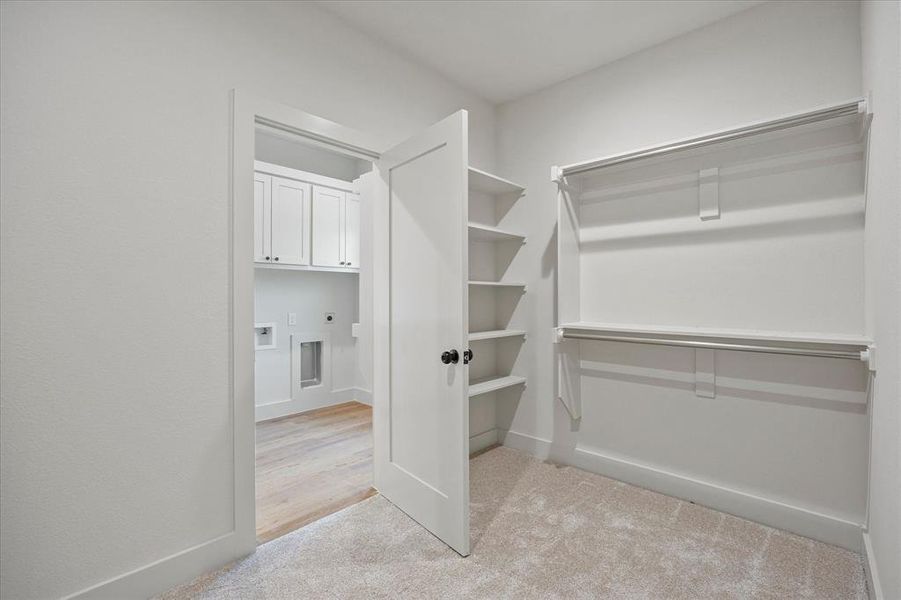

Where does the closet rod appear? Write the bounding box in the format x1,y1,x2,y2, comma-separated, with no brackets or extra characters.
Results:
559,331,865,360
558,99,866,178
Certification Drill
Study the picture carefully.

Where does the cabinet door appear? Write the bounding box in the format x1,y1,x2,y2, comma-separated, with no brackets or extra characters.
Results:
253,173,272,262
312,186,345,267
270,176,311,266
344,192,361,269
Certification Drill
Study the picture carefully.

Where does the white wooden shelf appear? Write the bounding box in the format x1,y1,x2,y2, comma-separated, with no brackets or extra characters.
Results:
469,280,526,289
555,98,871,180
255,262,359,274
468,329,527,342
468,223,525,242
468,167,525,196
469,375,527,397
558,322,872,347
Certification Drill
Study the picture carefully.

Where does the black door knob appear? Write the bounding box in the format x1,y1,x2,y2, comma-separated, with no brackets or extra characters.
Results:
441,349,459,364
463,349,473,364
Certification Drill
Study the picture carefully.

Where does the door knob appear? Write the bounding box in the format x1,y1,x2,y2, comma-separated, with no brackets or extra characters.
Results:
463,349,473,364
441,349,459,364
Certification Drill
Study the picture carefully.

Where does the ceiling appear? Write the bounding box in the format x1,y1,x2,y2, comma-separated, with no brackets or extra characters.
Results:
317,1,763,103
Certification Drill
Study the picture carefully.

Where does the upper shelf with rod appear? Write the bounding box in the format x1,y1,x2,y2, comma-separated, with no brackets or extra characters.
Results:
551,98,872,186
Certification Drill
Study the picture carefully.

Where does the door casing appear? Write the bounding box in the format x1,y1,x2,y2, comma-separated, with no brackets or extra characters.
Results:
231,90,382,555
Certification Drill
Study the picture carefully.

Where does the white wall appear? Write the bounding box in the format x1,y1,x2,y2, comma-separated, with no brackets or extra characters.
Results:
495,0,868,546
255,129,371,182
0,1,495,598
254,269,361,419
861,1,901,597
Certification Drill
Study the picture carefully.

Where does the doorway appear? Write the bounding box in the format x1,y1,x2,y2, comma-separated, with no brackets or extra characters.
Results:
251,123,376,543
231,92,473,558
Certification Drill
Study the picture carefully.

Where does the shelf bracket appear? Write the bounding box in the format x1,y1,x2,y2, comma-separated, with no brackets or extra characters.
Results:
695,348,716,398
555,327,582,420
698,167,720,221
861,344,877,372
550,165,563,184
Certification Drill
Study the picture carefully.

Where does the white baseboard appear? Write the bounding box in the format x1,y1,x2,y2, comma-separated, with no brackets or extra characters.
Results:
63,531,243,600
861,531,884,600
470,428,499,455
353,387,372,406
500,429,863,551
255,387,362,421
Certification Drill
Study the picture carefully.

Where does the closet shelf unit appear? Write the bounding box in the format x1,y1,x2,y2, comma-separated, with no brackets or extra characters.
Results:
469,329,527,342
467,165,528,413
467,223,526,242
469,375,527,398
552,99,876,420
469,280,527,289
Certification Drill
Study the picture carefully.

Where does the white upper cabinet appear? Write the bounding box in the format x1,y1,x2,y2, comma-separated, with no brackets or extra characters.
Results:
344,192,360,268
253,173,272,262
253,162,360,272
312,185,345,267
270,176,311,266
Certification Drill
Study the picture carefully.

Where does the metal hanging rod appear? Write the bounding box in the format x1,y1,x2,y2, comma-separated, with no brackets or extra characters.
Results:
554,99,868,179
558,331,868,361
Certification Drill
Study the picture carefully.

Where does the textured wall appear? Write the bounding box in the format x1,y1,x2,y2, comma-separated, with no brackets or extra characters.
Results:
861,0,901,597
495,0,866,535
0,2,494,598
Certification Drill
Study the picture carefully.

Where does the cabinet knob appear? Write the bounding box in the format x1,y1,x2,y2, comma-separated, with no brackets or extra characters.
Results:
346,262,352,266
340,261,346,265
463,349,473,364
274,257,279,261
265,256,270,261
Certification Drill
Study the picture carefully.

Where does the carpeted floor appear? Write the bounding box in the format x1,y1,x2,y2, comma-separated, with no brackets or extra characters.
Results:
159,447,866,599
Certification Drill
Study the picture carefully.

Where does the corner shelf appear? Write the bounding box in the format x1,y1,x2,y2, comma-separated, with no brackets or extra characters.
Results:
469,329,527,342
468,223,525,242
466,166,528,408
469,280,526,289
469,375,527,398
468,167,525,196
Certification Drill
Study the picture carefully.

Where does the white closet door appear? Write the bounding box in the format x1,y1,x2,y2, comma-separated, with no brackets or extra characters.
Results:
253,173,271,262
344,192,360,268
270,176,311,266
373,110,470,556
312,186,344,267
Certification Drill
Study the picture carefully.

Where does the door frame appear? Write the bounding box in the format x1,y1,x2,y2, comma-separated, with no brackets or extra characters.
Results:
230,90,383,553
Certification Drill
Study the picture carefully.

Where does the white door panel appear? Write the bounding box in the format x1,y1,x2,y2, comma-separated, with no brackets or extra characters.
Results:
373,110,469,556
312,186,344,267
253,173,271,262
270,176,311,265
344,193,361,268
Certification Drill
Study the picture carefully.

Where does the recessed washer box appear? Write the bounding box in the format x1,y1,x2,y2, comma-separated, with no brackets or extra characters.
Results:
254,323,277,350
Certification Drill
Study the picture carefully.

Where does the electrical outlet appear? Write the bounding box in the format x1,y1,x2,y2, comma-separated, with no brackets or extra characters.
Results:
288,312,297,326
324,312,335,324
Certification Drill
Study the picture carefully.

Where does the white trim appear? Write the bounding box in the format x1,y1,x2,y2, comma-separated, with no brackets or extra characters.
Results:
229,91,383,593
862,531,884,600
254,160,356,193
62,532,239,600
469,428,499,455
353,387,373,406
255,389,372,422
254,262,358,274
499,429,863,551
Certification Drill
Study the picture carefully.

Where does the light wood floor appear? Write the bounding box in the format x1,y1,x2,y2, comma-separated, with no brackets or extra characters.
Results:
255,401,375,544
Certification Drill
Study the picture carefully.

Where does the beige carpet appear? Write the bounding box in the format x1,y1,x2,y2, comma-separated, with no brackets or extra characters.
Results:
160,447,866,599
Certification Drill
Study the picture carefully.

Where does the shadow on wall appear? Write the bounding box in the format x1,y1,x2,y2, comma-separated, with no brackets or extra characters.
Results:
578,340,868,414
